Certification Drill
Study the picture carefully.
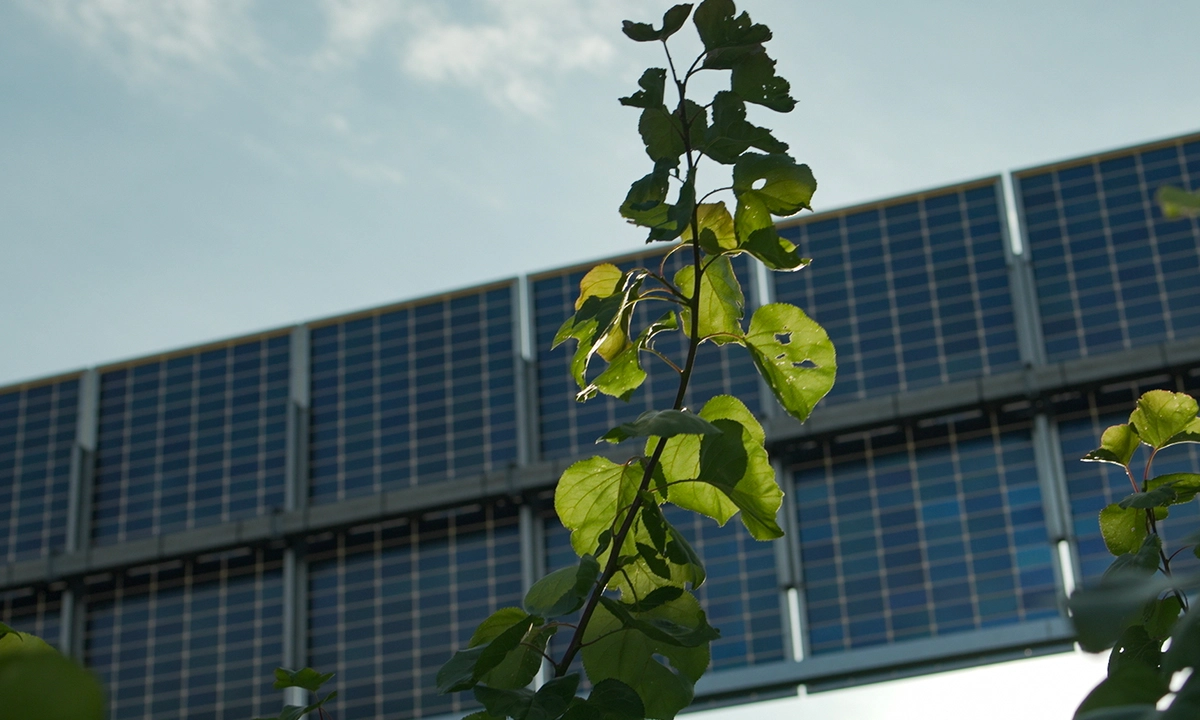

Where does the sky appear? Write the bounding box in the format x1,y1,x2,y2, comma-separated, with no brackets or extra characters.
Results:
3,0,1200,387
3,0,1196,714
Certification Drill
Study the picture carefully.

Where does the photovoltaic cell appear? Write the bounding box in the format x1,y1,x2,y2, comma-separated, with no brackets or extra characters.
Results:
789,407,1057,655
85,548,284,720
0,379,77,562
773,181,1021,404
1054,368,1200,581
533,251,761,461
0,584,63,650
309,287,519,503
93,336,289,544
307,501,522,719
1018,137,1200,361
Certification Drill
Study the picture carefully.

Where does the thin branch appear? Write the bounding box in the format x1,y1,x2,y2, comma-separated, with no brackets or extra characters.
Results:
646,347,683,374
698,186,734,205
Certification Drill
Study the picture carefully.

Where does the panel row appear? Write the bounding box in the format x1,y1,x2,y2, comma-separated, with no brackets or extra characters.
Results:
2,135,1199,560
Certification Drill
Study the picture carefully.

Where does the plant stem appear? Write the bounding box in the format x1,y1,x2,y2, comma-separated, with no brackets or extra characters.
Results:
554,77,706,677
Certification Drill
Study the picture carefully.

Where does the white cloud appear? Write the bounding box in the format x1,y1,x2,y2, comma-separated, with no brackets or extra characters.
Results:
312,0,403,70
21,0,260,84
398,0,620,116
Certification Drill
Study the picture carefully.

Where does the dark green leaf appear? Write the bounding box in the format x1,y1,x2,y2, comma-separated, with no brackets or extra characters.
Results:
1143,595,1184,641
745,304,836,422
646,175,696,244
599,409,722,444
587,678,646,720
524,556,600,618
682,202,737,254
703,91,787,164
1129,390,1200,450
693,0,771,64
1083,424,1141,468
1104,535,1162,582
0,651,106,720
437,610,535,694
1099,504,1149,557
1075,708,1159,720
476,675,580,720
640,503,668,553
1158,185,1200,219
621,4,693,42
1107,624,1162,677
639,107,685,167
625,586,684,613
582,591,711,720
1147,473,1200,504
620,163,671,229
619,68,666,108
597,596,719,648
675,255,745,345
273,667,334,692
732,153,816,217
1070,578,1174,654
637,541,672,580
584,342,646,401
731,50,794,112
1162,590,1200,677
1074,664,1167,719
1119,485,1178,509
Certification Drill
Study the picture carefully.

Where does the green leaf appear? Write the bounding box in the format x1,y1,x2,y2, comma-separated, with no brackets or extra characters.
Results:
703,91,788,165
1129,390,1200,450
1147,473,1200,504
587,678,646,720
675,255,745,344
626,586,685,613
476,675,579,720
654,395,783,539
1163,596,1200,678
621,4,693,42
639,501,706,589
1099,504,1148,557
0,651,106,720
525,556,600,618
272,667,335,692
733,153,816,217
648,174,697,244
637,541,673,580
597,595,719,648
620,163,671,229
1143,595,1184,641
582,591,712,720
731,196,810,270
731,50,794,112
0,629,55,656
639,107,686,167
437,610,536,694
556,457,644,563
471,609,555,690
745,303,836,422
599,409,722,444
1070,580,1175,654
1104,534,1163,582
1083,424,1142,468
681,202,738,254
1074,663,1167,719
1158,185,1200,219
584,342,647,402
1107,624,1162,677
619,68,666,108
693,0,771,67
1119,485,1177,509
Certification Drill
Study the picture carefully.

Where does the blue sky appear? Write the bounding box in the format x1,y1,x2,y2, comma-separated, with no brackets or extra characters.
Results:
2,0,1199,390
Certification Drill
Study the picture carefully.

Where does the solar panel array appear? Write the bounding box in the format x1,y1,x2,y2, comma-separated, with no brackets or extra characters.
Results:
93,336,290,544
1018,137,1200,361
309,286,519,502
774,180,1022,404
1,132,1200,715
790,406,1058,655
0,379,76,563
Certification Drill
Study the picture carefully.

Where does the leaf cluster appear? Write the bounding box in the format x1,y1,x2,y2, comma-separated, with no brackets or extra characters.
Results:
1070,391,1200,719
0,623,106,720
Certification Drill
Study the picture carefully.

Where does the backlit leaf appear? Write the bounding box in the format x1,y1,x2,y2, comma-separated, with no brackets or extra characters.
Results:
1083,424,1141,468
273,667,334,692
556,457,644,563
619,68,666,108
524,556,600,618
693,0,771,67
745,303,836,422
639,106,686,168
1129,390,1200,450
730,50,794,112
0,651,105,720
475,675,579,720
581,591,711,720
597,595,719,647
599,409,722,444
1118,485,1177,509
675,255,745,344
583,342,646,402
1158,185,1200,219
620,163,671,229
681,202,737,254
1099,504,1148,557
732,195,810,270
1146,473,1200,504
703,91,787,165
732,153,816,217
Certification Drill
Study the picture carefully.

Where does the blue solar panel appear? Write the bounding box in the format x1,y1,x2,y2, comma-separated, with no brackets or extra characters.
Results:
0,585,62,650
0,379,76,562
307,501,522,719
790,406,1058,655
1018,137,1200,362
309,287,519,503
533,251,762,461
85,548,284,720
1054,368,1200,582
93,336,290,544
773,181,1021,404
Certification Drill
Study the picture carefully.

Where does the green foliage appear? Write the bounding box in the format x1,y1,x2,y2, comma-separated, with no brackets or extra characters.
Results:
255,667,338,720
1156,185,1200,218
433,3,835,718
0,626,106,720
1070,391,1200,719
